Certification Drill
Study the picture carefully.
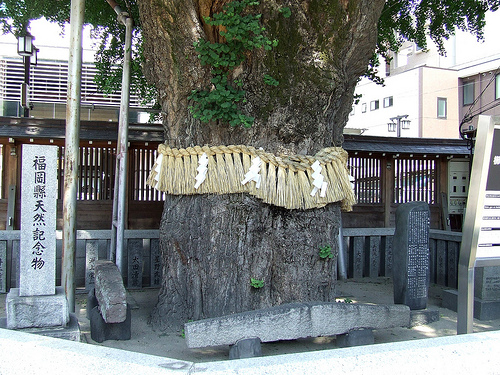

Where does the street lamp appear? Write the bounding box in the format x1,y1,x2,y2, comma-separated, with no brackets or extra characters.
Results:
17,32,37,117
388,114,411,137
17,33,34,56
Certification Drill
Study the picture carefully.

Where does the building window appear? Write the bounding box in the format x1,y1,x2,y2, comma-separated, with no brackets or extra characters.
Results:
496,74,500,100
370,100,379,111
437,97,447,119
463,81,474,105
383,96,393,108
361,103,367,113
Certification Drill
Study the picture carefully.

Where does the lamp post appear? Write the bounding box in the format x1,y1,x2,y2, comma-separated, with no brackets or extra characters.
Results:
388,114,411,138
17,32,37,117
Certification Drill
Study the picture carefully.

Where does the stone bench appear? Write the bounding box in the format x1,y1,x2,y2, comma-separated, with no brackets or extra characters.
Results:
87,260,131,343
184,302,410,359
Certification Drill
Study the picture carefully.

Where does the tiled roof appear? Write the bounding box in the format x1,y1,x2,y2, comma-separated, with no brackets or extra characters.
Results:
343,135,470,156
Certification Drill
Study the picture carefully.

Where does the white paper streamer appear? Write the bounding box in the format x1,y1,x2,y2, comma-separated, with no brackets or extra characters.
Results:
194,153,209,189
152,153,163,189
310,160,327,197
241,156,262,189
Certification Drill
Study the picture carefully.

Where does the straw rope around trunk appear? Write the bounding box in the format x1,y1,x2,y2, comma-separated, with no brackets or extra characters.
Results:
147,144,357,211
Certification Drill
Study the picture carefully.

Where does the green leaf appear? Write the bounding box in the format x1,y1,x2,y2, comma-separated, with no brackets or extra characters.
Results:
279,7,292,18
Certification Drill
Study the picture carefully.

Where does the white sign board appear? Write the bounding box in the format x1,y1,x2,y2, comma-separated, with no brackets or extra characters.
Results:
475,125,500,263
458,115,500,333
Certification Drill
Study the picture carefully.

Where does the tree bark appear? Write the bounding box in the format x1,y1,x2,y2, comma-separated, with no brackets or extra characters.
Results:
137,0,385,329
152,194,340,330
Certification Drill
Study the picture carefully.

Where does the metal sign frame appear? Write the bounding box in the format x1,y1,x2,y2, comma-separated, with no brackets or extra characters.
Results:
458,115,500,334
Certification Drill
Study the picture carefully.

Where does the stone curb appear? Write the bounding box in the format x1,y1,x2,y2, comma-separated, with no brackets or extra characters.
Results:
2,328,500,374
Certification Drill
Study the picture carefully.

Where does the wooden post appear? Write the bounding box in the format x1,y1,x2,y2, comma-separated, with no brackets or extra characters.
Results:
3,140,19,230
438,157,449,230
63,0,85,313
382,154,394,228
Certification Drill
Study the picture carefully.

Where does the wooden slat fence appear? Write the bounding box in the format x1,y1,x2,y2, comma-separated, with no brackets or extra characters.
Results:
342,228,462,288
0,228,462,293
0,229,161,292
393,157,437,204
349,155,382,204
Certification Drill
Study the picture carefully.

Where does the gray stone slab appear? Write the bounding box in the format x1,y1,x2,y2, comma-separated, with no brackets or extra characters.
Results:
89,305,131,343
3,313,81,341
20,144,58,296
184,302,410,349
6,286,70,329
0,241,6,293
229,337,262,360
94,260,127,323
86,288,99,320
442,289,500,320
127,239,143,288
393,202,430,310
368,236,381,277
475,266,500,301
150,239,162,287
336,328,374,348
85,240,99,291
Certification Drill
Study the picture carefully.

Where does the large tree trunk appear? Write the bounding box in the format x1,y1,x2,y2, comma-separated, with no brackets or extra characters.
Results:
137,0,385,330
152,194,340,330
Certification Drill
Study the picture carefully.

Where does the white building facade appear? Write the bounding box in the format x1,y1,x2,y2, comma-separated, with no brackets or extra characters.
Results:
0,19,153,122
346,11,500,139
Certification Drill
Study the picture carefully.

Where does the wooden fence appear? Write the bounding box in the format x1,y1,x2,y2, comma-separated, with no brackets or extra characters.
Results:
0,229,161,293
342,228,462,288
0,228,462,293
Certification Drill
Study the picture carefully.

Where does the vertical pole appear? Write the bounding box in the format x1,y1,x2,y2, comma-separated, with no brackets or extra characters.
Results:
457,264,474,334
111,13,133,275
337,218,347,280
23,56,29,118
62,0,85,313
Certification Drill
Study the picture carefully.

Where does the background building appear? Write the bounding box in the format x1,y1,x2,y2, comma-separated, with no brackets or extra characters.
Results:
0,19,154,122
346,11,500,139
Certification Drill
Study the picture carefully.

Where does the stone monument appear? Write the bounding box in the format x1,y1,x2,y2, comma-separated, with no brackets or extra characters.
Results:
0,241,6,293
392,201,440,325
3,145,79,340
474,266,500,319
393,201,431,310
443,266,500,320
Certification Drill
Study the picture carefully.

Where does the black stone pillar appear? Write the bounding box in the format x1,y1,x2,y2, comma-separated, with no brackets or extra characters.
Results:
393,202,430,310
